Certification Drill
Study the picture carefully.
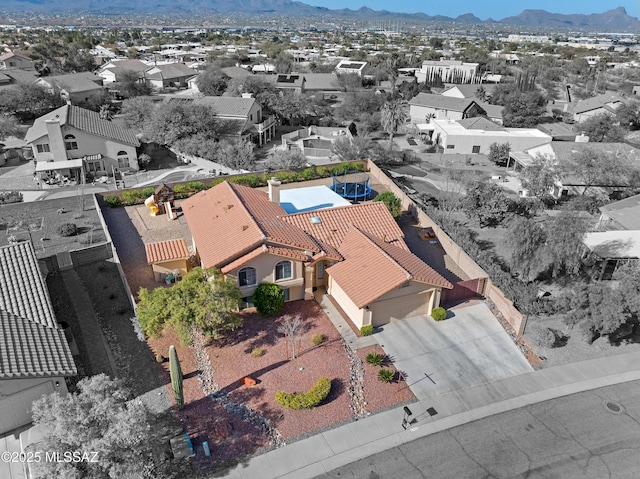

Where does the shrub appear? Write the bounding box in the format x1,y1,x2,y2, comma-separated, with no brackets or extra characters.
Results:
301,167,318,180
360,325,374,336
431,307,447,321
57,223,78,237
275,377,332,409
0,191,23,205
121,189,142,205
173,184,190,198
253,282,285,317
377,369,395,383
251,347,264,357
366,352,384,366
141,187,155,197
155,353,165,363
187,181,205,192
311,333,324,346
373,191,402,219
103,194,121,207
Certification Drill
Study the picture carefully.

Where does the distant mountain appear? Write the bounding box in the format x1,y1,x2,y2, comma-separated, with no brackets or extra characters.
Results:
1,1,639,31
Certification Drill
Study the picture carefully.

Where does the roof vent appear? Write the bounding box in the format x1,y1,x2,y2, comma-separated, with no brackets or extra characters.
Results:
310,216,322,224
241,225,249,231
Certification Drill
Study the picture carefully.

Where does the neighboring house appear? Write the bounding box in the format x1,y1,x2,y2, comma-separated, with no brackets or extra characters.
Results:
409,93,486,124
220,66,253,80
182,180,452,329
441,83,497,101
572,91,626,122
536,122,577,141
428,117,552,155
0,242,77,435
36,72,105,105
416,60,479,84
0,69,39,92
144,63,197,90
25,104,140,184
273,74,306,94
518,141,640,197
97,59,151,84
178,95,276,147
280,125,352,159
335,60,367,76
597,193,640,231
0,52,34,70
300,73,343,99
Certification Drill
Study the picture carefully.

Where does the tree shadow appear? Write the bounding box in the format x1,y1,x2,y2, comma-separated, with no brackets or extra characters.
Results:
223,360,289,395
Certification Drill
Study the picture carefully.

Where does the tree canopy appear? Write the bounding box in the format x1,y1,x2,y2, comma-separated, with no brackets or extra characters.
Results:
195,66,230,96
0,114,21,141
577,113,626,143
137,267,241,344
30,374,181,479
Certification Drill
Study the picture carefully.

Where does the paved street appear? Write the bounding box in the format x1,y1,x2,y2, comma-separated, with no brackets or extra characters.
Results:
319,379,640,479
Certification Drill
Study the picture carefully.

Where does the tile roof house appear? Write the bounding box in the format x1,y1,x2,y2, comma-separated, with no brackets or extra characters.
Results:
97,59,152,84
144,63,197,90
145,239,191,283
182,179,452,328
572,91,626,123
25,104,140,184
409,93,486,124
0,52,34,70
36,72,106,105
0,242,76,435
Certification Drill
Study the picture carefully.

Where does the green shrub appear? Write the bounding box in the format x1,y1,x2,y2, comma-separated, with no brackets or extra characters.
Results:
187,181,205,192
301,167,317,180
360,325,374,336
57,223,78,237
366,352,384,366
141,187,155,197
311,333,324,346
373,191,402,219
431,307,447,321
121,189,142,205
275,377,332,409
173,184,190,198
251,347,264,357
253,282,285,317
103,194,121,207
377,369,395,383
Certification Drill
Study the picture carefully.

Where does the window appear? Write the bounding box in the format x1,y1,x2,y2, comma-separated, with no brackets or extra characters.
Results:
472,145,480,154
241,296,254,309
317,262,324,280
64,134,78,151
36,144,50,153
117,151,129,169
238,267,256,287
87,161,103,173
446,144,455,149
282,288,290,301
275,261,292,281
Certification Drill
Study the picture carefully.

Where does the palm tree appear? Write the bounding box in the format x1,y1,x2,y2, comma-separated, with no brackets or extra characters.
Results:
380,99,407,151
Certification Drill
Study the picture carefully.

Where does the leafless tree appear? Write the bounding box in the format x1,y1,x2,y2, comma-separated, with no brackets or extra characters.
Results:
277,314,306,359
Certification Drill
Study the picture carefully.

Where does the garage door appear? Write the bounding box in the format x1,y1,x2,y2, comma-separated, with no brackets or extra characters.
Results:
370,291,432,326
0,381,55,435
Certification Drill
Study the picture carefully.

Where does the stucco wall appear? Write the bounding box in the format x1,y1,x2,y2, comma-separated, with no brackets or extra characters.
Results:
327,275,366,328
0,376,68,397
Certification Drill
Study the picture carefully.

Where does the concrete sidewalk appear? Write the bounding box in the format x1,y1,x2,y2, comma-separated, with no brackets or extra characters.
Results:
220,350,640,479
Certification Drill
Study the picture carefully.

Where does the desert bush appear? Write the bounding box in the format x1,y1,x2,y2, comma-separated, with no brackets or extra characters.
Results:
103,194,121,207
377,369,394,383
253,282,285,317
57,223,78,237
366,352,384,366
275,377,332,409
431,307,447,321
121,189,142,205
141,187,155,197
373,191,402,219
311,333,324,346
0,191,23,205
251,347,264,357
360,325,374,336
187,181,205,192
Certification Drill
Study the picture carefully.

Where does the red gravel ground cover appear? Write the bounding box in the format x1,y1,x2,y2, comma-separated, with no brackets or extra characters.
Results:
148,300,416,471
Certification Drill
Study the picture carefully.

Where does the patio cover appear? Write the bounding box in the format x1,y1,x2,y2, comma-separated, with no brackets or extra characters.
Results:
583,231,640,259
35,159,84,172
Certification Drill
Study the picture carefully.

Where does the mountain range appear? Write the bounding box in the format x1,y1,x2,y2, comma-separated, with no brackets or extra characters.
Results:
1,1,639,31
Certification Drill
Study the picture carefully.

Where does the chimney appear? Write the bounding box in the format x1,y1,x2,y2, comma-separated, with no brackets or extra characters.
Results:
268,177,281,203
45,119,67,162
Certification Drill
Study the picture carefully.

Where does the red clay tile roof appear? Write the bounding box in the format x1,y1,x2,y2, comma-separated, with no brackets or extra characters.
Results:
0,310,76,378
0,243,76,378
327,228,452,308
145,239,190,264
282,202,408,251
182,181,320,269
220,244,311,274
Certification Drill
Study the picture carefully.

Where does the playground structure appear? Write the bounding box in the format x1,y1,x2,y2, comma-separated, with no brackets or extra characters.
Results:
145,183,177,220
329,170,372,202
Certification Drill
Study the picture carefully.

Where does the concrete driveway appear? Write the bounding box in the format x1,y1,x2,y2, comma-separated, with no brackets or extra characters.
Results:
375,302,532,400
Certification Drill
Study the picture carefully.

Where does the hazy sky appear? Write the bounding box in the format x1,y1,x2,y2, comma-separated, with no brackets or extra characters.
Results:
305,2,640,21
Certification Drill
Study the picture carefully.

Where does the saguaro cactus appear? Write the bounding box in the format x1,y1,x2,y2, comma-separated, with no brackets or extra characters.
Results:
169,345,184,410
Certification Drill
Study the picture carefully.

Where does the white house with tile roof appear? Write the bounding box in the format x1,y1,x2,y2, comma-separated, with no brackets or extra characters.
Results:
182,179,452,327
36,72,106,105
143,63,197,90
25,104,140,184
0,52,34,70
0,242,76,435
97,59,152,84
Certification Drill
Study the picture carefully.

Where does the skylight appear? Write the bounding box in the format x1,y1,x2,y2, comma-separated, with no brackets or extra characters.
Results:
310,217,322,224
